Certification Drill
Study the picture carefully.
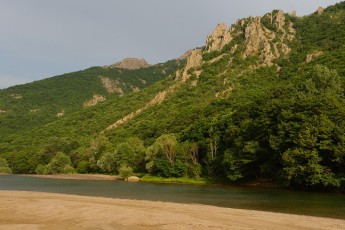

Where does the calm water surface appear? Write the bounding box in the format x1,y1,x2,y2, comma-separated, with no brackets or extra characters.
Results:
0,175,344,219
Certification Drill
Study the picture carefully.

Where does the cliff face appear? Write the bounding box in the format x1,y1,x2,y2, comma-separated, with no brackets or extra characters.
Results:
177,9,296,82
105,58,150,70
241,10,295,66
205,23,232,52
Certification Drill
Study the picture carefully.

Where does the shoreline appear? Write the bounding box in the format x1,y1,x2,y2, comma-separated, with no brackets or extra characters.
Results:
0,190,344,230
19,173,122,181
18,174,279,188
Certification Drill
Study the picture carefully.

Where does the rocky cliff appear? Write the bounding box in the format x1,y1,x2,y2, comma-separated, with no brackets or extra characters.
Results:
176,9,297,83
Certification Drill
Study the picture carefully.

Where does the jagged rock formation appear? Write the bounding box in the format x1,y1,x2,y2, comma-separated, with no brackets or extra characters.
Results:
100,77,124,96
289,11,297,17
305,51,323,63
177,49,194,60
106,9,299,131
316,7,324,15
205,23,232,52
83,94,106,107
242,10,295,66
174,10,296,84
105,58,150,70
178,49,203,82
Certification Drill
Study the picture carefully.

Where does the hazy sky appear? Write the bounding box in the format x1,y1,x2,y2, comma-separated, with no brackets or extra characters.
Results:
0,0,342,89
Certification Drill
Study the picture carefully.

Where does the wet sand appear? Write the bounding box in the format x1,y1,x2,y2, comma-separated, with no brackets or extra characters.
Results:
0,190,344,230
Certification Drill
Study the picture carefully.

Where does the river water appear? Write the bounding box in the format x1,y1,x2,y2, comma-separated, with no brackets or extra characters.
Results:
0,175,344,219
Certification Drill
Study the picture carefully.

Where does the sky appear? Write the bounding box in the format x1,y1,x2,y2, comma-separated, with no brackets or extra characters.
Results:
0,0,342,89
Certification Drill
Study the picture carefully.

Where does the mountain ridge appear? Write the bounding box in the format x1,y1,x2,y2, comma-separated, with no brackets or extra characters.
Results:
1,1,345,191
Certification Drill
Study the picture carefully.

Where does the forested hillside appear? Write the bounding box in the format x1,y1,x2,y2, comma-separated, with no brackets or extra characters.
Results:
0,59,180,136
1,2,345,192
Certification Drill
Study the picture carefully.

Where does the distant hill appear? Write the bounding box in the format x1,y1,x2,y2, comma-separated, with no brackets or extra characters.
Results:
1,2,345,191
0,59,181,136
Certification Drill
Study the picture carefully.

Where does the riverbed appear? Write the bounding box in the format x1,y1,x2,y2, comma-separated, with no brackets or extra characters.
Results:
1,175,344,220
1,190,345,230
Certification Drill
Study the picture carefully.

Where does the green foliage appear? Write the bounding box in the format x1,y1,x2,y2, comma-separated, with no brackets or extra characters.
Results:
36,152,75,174
118,164,133,179
140,175,208,185
0,59,179,137
97,151,117,173
219,66,345,190
0,158,12,174
76,160,90,173
2,2,345,192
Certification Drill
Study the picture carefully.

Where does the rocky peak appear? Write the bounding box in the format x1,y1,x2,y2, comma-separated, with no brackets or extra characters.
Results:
176,9,296,81
289,11,297,17
273,10,285,31
205,23,232,52
316,7,324,15
176,49,203,82
244,17,265,51
105,58,150,70
241,10,294,65
177,49,195,60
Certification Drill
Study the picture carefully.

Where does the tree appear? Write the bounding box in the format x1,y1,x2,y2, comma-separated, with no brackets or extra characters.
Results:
145,134,190,177
145,134,177,170
36,152,75,174
155,134,177,166
97,152,117,173
77,160,90,173
0,158,12,174
118,164,133,179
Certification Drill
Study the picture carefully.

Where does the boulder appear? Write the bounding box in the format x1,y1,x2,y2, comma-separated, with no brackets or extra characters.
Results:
127,176,140,182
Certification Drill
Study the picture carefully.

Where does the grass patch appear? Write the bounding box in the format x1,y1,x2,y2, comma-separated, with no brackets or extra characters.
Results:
140,175,209,185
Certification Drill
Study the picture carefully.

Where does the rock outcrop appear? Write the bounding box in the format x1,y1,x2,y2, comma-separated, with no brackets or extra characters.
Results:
205,23,232,52
316,7,324,15
100,77,124,96
177,49,194,60
289,11,297,17
105,58,150,70
83,94,106,107
243,17,273,63
242,10,295,66
57,110,64,117
180,49,203,82
127,176,140,182
305,51,323,63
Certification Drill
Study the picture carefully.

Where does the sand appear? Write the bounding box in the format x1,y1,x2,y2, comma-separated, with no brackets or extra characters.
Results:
0,191,344,230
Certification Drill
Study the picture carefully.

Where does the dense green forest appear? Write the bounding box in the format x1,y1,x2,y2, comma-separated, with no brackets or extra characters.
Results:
0,60,180,136
1,2,345,192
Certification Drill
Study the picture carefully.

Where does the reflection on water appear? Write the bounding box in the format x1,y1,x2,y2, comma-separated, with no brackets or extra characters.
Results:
0,175,344,219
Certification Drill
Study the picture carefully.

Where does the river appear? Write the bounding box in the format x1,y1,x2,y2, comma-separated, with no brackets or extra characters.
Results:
0,175,344,219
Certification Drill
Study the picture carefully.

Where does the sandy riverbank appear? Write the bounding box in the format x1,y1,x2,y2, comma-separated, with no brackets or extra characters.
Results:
0,191,344,230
